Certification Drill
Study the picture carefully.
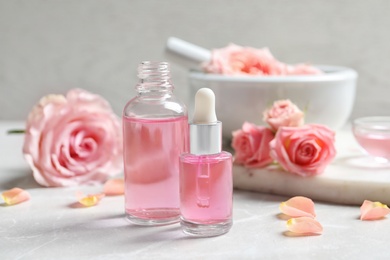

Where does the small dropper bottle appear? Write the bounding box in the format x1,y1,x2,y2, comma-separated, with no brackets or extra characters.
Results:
179,88,233,237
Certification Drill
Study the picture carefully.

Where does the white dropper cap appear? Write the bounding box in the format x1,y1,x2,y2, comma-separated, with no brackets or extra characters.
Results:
189,88,222,155
193,88,217,124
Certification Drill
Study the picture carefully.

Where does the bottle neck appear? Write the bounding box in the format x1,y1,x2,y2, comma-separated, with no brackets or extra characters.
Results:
136,61,174,94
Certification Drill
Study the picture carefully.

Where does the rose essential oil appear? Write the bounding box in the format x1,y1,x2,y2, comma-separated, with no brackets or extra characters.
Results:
180,153,232,229
179,88,233,237
123,116,188,222
353,117,390,163
353,132,390,160
123,62,188,225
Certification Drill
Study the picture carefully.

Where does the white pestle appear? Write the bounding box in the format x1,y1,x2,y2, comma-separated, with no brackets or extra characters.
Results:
165,37,211,70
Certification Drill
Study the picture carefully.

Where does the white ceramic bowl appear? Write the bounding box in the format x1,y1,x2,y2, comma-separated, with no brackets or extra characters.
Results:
188,65,358,138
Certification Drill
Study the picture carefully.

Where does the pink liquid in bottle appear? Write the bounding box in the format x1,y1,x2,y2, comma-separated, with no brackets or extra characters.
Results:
180,152,233,235
354,132,390,159
123,116,188,225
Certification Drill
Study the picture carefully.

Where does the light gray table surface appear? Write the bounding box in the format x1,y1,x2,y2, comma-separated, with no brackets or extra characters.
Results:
1,121,389,260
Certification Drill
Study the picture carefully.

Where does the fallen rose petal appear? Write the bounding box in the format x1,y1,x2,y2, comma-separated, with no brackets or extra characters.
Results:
287,217,323,234
280,196,316,218
360,200,390,220
76,192,105,207
1,187,31,205
103,178,124,196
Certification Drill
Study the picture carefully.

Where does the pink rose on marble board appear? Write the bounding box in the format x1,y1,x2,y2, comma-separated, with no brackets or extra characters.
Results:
269,124,336,177
203,43,322,76
263,99,304,132
23,89,123,187
231,122,274,168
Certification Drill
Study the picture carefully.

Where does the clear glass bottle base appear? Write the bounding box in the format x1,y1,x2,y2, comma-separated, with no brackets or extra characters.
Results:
180,218,232,237
125,209,180,226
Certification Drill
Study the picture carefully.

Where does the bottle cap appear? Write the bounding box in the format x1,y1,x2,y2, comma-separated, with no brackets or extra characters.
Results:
189,88,222,155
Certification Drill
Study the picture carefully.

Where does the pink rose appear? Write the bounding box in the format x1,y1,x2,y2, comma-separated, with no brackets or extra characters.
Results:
269,124,336,177
203,44,322,76
232,122,274,168
23,89,123,187
263,99,304,131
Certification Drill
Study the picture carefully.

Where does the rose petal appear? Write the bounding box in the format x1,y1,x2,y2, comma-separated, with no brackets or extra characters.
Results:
287,217,323,234
280,196,316,218
1,188,31,205
76,191,105,207
103,178,124,196
360,200,390,220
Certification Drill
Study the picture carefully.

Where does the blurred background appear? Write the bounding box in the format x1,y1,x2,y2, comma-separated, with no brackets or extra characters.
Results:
1,0,389,121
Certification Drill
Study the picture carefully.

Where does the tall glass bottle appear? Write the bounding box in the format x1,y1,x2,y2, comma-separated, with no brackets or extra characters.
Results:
123,61,188,225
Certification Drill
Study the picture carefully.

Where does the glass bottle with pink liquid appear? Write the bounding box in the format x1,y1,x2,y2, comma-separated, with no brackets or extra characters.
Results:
123,61,188,225
180,88,233,237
